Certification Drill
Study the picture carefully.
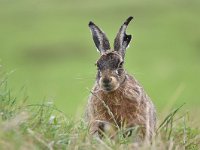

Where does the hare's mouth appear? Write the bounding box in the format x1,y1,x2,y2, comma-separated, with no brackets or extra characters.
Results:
103,85,113,91
101,83,119,92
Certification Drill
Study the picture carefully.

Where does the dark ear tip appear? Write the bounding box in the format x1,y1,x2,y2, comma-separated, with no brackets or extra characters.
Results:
124,16,134,25
89,21,95,26
127,34,132,38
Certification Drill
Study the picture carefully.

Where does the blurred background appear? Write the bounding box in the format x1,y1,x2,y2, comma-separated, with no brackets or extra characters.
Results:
0,0,199,117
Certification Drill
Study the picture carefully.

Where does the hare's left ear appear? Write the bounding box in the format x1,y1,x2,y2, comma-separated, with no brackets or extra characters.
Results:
89,21,110,54
114,16,133,59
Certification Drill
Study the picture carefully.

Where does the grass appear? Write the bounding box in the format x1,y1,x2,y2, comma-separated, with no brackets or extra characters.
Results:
0,0,200,148
1,74,200,150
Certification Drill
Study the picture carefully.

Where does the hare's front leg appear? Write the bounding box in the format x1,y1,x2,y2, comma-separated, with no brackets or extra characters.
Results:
85,104,102,138
89,120,116,139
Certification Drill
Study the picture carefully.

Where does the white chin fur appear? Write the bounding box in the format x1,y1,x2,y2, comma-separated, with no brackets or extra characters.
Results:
101,84,120,92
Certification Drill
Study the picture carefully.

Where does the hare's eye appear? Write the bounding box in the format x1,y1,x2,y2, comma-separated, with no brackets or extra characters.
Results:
118,61,124,67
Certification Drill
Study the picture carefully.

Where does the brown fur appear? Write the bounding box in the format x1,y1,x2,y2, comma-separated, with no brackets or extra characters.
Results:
85,74,156,140
86,17,156,140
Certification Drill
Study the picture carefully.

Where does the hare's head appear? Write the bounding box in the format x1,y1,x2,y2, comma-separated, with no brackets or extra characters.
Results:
89,16,133,92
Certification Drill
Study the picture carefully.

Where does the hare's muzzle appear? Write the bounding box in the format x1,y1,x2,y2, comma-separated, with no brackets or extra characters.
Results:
99,76,119,92
102,77,112,85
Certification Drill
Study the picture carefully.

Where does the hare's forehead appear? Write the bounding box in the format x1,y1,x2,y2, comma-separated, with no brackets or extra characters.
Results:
96,53,122,70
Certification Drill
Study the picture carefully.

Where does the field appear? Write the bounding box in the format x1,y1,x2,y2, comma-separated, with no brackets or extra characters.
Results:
0,77,200,149
0,0,200,149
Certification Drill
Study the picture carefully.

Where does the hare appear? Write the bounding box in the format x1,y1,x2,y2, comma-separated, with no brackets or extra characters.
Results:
85,16,156,141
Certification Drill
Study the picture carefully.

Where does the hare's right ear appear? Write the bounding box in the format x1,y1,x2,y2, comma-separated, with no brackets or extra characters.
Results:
114,16,133,59
88,21,110,54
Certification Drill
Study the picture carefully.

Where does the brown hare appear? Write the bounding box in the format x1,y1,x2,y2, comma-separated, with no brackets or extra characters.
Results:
85,16,156,141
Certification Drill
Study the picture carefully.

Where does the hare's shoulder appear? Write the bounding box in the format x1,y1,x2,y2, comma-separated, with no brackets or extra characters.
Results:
122,74,145,102
124,74,155,111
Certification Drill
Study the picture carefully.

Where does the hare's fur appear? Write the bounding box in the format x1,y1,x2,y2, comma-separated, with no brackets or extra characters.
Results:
85,17,156,140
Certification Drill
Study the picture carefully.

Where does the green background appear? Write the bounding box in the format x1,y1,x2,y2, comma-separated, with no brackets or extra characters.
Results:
0,0,199,116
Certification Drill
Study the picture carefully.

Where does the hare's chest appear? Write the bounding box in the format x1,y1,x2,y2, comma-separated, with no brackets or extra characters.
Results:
94,93,138,126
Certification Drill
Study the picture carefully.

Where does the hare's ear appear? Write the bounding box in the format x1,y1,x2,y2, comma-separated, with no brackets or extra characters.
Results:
114,16,133,59
89,21,110,54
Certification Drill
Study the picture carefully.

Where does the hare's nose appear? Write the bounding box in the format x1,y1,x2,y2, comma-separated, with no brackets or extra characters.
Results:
102,77,112,84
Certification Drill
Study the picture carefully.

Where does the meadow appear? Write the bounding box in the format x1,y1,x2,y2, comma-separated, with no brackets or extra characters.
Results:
0,0,200,149
0,75,200,149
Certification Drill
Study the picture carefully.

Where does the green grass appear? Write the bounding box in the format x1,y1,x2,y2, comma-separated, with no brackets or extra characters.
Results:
0,0,200,148
1,74,200,149
0,0,200,115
